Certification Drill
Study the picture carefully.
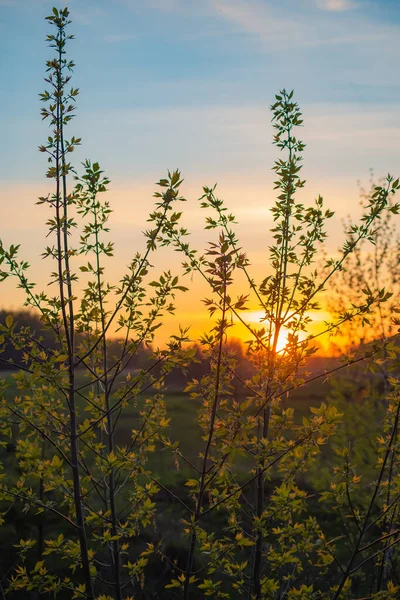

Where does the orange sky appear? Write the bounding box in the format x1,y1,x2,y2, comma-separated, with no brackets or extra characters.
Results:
2,2,400,353
0,177,347,354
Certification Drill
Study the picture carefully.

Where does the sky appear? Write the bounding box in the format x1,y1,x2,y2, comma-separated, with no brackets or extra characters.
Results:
1,0,400,348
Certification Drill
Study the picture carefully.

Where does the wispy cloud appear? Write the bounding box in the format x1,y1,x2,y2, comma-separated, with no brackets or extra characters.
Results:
316,0,357,11
77,103,400,186
211,0,305,47
210,0,390,48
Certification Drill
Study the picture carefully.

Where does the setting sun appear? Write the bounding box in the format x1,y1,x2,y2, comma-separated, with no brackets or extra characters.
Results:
232,310,315,354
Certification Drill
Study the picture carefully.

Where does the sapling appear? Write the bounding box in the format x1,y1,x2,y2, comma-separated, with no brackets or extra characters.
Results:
0,8,189,599
153,90,400,599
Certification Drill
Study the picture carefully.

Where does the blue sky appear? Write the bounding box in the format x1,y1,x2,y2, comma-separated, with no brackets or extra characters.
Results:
2,0,399,182
1,0,400,340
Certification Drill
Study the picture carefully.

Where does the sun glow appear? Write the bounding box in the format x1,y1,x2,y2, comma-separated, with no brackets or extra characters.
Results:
237,311,292,353
235,310,314,354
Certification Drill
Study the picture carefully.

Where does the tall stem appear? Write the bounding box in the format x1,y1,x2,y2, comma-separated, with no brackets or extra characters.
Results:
252,105,293,600
183,257,227,600
253,403,271,598
37,438,45,560
54,20,94,599
93,195,122,599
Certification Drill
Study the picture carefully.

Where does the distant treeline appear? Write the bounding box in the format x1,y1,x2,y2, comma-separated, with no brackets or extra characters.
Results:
0,309,258,392
0,310,345,394
0,308,153,370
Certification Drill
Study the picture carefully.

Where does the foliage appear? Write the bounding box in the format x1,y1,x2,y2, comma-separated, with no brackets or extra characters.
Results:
0,8,190,599
0,7,400,600
154,88,400,598
328,170,400,355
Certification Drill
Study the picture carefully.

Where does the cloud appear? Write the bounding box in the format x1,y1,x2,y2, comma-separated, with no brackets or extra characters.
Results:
211,0,306,47
210,0,389,48
316,0,357,11
77,103,400,191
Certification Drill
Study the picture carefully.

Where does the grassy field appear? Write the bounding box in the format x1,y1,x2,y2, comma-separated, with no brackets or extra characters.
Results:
0,368,386,598
0,367,334,485
0,367,331,476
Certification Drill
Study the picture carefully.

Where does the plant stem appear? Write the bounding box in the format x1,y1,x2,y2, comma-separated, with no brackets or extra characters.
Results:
55,21,94,599
183,255,227,599
93,191,122,600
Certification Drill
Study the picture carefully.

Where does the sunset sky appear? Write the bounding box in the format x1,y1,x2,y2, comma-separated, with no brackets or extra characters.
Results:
1,0,400,347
